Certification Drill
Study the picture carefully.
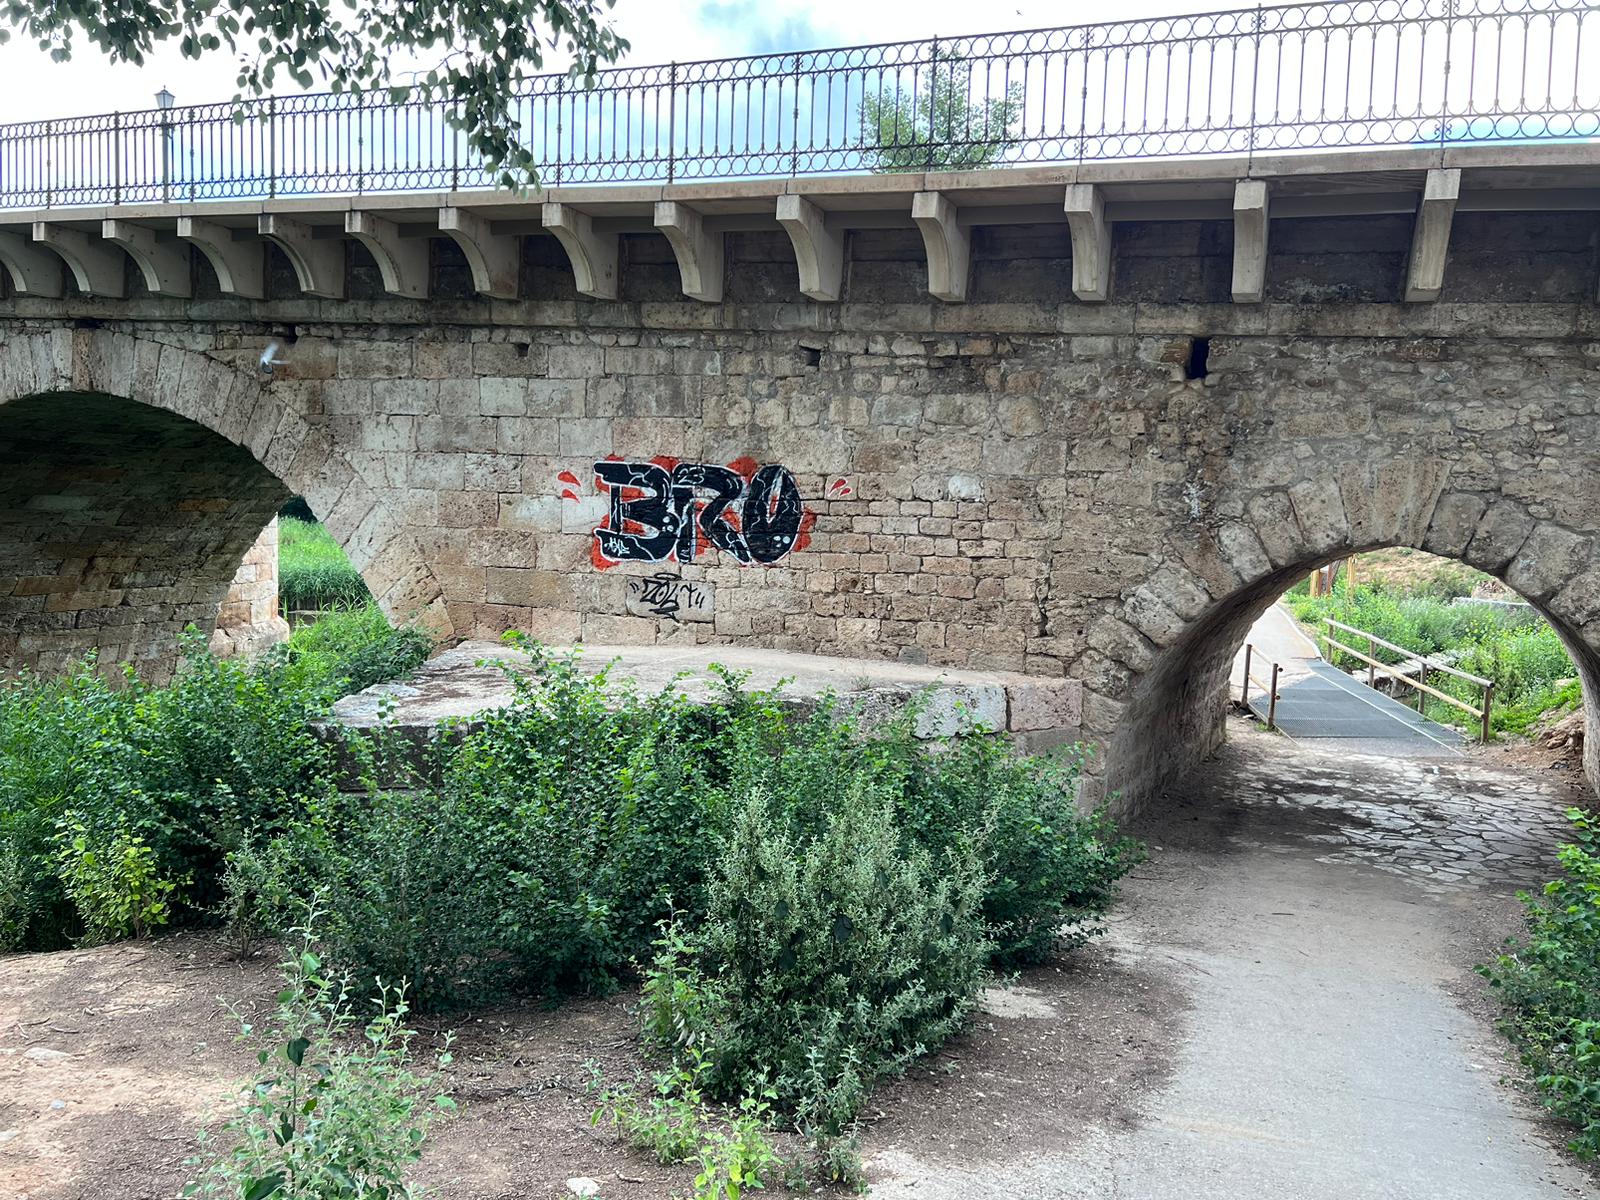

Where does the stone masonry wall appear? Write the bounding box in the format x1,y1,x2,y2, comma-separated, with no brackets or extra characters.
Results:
210,518,290,659
4,208,1600,807
0,391,291,680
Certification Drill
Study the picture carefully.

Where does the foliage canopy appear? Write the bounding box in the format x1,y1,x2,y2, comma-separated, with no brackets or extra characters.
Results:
859,50,1024,172
0,0,629,186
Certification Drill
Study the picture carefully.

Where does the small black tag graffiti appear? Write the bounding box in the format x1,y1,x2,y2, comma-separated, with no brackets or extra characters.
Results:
587,458,811,568
625,573,714,623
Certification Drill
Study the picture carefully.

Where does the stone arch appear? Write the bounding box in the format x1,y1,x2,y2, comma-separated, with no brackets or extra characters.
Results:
0,327,451,678
1098,463,1600,815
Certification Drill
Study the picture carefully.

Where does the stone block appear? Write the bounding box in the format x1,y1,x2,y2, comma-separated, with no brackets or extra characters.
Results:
485,567,576,608
1463,500,1534,574
1505,523,1588,602
1007,677,1084,731
1245,492,1304,569
1288,476,1349,556
1422,491,1488,558
624,574,715,622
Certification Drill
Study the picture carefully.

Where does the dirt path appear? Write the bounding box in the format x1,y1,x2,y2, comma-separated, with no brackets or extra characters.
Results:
867,720,1597,1198
1,719,1592,1198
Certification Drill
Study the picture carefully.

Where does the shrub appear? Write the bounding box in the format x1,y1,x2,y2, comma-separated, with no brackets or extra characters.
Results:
277,517,371,611
652,783,990,1135
290,649,737,1005
56,822,183,943
0,613,428,952
185,907,455,1200
256,787,519,1009
289,647,1136,1029
1482,809,1600,1159
892,725,1143,966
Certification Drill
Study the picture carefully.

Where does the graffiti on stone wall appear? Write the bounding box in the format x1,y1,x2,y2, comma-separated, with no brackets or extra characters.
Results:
559,456,817,570
625,573,714,622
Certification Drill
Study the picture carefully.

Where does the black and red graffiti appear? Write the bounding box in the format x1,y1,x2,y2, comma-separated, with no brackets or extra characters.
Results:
558,456,818,569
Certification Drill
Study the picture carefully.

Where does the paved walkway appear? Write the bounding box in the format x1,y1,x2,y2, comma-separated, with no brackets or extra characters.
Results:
1236,605,1466,758
871,728,1595,1199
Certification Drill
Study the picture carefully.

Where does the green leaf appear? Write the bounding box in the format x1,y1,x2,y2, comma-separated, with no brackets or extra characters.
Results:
285,1036,310,1066
243,1175,284,1200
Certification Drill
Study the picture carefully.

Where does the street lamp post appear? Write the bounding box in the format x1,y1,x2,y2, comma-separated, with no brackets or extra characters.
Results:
156,87,175,203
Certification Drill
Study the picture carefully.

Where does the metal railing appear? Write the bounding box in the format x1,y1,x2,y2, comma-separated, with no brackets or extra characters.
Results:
0,0,1597,208
1239,643,1284,730
1321,617,1496,741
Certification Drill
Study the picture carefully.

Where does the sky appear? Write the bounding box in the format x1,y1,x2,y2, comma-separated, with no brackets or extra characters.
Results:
0,0,1206,122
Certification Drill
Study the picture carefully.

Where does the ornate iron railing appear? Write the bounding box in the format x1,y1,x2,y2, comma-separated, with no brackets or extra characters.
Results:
0,0,1596,208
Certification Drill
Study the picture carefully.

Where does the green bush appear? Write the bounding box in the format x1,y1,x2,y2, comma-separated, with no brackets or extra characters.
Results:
1285,583,1579,735
286,648,1136,1022
892,725,1142,966
57,822,183,944
1481,809,1600,1159
275,649,737,1005
689,784,990,1134
0,612,429,952
278,517,371,611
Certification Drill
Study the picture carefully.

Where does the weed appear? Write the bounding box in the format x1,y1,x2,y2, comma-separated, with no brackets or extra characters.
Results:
589,1053,782,1200
184,902,456,1199
1481,810,1600,1159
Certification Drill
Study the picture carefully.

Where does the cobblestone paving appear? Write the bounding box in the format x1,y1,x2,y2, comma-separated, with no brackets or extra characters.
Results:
1170,726,1592,893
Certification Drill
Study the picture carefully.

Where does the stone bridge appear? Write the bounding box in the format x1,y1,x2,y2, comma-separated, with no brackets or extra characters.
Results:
3,145,1599,809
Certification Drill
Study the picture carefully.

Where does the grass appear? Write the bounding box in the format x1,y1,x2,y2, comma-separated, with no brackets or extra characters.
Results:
1284,581,1580,736
279,517,370,611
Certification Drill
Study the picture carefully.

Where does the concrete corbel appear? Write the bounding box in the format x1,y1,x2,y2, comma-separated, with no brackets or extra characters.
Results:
176,217,265,299
31,222,126,297
1404,167,1460,303
437,207,519,299
542,202,618,299
1231,180,1269,304
0,231,65,297
345,211,430,299
101,219,192,298
775,194,843,302
1063,184,1112,302
911,191,970,303
258,214,345,299
653,201,724,303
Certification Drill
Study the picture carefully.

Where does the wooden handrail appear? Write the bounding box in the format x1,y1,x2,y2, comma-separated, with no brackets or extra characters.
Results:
1238,643,1282,731
1322,635,1483,718
1320,617,1495,743
1322,618,1493,688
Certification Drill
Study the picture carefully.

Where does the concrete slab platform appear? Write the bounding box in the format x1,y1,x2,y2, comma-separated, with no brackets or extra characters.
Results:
327,639,1085,745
